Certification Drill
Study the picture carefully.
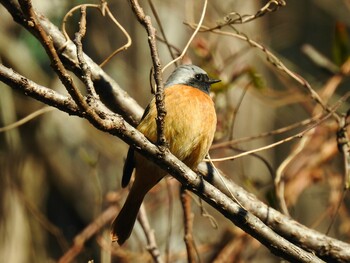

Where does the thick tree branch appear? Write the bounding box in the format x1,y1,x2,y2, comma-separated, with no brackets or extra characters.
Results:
0,64,79,116
199,163,350,263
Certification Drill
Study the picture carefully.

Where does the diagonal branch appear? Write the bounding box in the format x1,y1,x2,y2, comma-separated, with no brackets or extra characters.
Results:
0,62,323,262
199,163,350,263
3,61,350,262
0,64,79,116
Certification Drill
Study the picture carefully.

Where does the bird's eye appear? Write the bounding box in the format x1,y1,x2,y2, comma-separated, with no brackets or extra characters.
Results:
195,74,202,81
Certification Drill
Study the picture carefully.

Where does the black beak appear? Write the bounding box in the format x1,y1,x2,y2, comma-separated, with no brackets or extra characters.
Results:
207,78,221,84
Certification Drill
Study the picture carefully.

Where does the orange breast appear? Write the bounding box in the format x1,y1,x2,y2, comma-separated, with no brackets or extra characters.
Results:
137,84,217,169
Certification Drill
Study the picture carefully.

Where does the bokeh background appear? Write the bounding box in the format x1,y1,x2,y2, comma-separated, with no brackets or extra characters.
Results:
1,0,350,262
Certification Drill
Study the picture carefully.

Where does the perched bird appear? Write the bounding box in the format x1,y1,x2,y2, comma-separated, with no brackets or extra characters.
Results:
111,64,219,245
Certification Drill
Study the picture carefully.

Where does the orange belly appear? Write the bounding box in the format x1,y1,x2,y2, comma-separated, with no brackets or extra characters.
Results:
137,84,217,169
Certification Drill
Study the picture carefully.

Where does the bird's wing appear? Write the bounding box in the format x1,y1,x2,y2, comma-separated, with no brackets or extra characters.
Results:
121,147,135,188
121,101,153,188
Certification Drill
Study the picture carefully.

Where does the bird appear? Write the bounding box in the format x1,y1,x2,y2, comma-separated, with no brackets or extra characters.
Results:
111,64,220,245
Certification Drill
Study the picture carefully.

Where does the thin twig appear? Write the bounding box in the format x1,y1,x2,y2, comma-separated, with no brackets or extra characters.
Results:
228,81,250,140
325,189,348,235
275,92,350,215
129,0,167,149
62,4,101,41
211,112,324,150
99,4,132,67
337,113,350,189
0,107,54,133
61,2,132,68
301,44,339,74
137,204,164,263
186,24,334,117
162,0,208,72
18,0,118,135
164,179,174,263
211,0,286,30
58,205,120,263
319,105,348,238
190,194,218,229
208,110,335,163
180,186,199,263
74,5,98,99
207,154,245,208
147,0,176,61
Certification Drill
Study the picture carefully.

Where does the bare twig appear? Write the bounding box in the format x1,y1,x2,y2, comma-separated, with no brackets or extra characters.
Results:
74,5,98,99
208,114,331,163
275,84,350,215
228,81,250,140
301,44,339,74
0,107,54,133
180,187,199,263
162,0,208,72
18,0,134,140
147,0,177,61
213,0,286,29
325,189,348,236
165,179,174,263
337,113,350,189
138,204,164,263
211,112,325,150
99,4,132,67
209,91,350,163
58,205,120,263
129,0,167,149
186,24,333,116
207,154,245,208
61,2,132,68
190,194,218,229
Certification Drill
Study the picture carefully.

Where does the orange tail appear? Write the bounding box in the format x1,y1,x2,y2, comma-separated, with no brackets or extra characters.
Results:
111,159,165,245
111,186,145,245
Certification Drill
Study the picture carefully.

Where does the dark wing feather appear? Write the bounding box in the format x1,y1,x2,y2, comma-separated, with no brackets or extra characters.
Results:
140,103,151,120
121,147,135,188
121,101,153,187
